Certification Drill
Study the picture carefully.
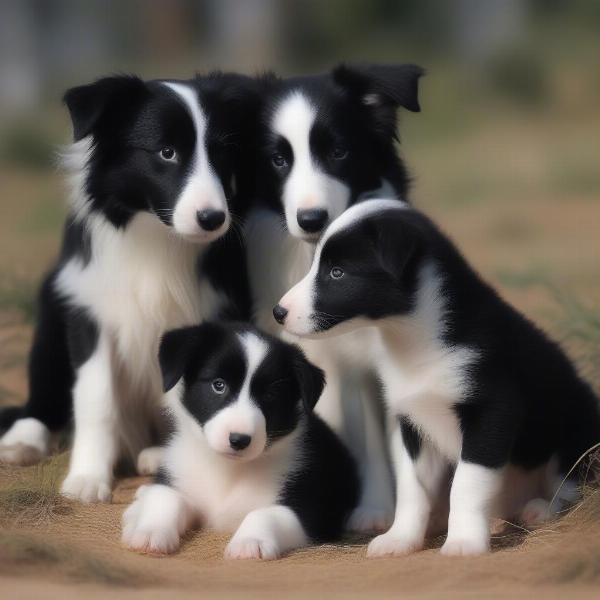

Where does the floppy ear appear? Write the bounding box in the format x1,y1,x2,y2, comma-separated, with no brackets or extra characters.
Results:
63,75,145,141
291,347,326,413
333,63,424,137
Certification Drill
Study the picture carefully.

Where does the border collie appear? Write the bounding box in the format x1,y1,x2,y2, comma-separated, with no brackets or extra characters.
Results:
245,63,424,532
0,73,257,503
122,322,359,559
275,198,600,556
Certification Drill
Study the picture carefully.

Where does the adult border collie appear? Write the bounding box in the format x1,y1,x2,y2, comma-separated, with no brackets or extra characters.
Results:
0,74,257,502
275,198,600,556
245,63,423,531
122,322,359,559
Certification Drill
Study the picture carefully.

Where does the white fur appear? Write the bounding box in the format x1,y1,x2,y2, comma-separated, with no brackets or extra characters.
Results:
272,92,351,240
136,446,165,476
122,381,309,559
55,152,223,501
441,462,502,556
162,82,230,241
0,418,51,465
203,333,268,461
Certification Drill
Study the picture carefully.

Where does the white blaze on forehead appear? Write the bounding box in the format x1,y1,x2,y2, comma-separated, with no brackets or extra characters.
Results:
161,82,229,240
272,91,351,238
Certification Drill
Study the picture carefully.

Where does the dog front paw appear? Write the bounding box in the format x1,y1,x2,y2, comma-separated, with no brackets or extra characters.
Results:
224,537,281,560
136,447,164,476
440,535,489,556
367,531,423,558
61,474,112,503
0,442,45,466
121,499,180,554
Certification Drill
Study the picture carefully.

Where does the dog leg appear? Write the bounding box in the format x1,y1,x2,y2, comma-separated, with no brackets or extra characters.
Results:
122,483,194,554
61,332,118,503
441,461,502,556
136,446,165,476
225,505,308,560
0,418,51,465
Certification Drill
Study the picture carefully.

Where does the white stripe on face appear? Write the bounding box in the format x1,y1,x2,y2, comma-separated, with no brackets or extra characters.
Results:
272,92,351,239
278,199,410,336
162,82,230,242
202,333,268,461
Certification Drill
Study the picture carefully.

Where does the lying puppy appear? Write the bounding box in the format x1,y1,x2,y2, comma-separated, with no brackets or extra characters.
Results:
275,198,600,557
0,73,256,502
245,63,424,532
122,322,359,559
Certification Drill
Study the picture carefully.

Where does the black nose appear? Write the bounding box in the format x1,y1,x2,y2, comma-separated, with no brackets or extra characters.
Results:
196,209,226,231
273,304,288,325
229,432,251,451
297,208,328,233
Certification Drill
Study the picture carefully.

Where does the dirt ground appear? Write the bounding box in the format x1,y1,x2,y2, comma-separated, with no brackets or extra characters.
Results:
1,102,600,598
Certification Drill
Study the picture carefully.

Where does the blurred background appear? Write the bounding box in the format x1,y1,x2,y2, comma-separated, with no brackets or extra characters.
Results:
0,0,599,405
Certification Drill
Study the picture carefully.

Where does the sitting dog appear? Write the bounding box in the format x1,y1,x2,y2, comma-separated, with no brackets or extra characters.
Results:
0,73,257,502
275,198,600,557
122,322,359,559
245,63,424,532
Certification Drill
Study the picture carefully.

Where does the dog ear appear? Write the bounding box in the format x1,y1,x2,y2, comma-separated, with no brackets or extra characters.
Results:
63,75,145,141
292,346,326,413
332,63,424,137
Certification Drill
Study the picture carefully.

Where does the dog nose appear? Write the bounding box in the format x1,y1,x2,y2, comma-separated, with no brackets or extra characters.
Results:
273,304,288,325
229,432,251,451
297,208,328,233
196,209,226,231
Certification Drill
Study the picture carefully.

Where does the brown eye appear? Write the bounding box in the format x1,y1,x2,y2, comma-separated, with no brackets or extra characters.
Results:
160,147,177,162
211,378,227,394
330,267,344,279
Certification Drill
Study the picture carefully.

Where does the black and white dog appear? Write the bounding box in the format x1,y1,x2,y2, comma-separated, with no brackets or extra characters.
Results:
275,198,600,556
122,322,359,559
0,73,257,502
245,64,423,531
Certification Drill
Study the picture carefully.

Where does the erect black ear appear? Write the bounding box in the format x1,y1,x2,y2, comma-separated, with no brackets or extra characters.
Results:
63,75,145,141
291,346,326,413
158,323,221,393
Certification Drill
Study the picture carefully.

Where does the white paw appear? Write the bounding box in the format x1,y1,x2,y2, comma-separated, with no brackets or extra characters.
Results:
440,535,489,556
61,474,112,503
520,498,551,527
0,442,45,466
367,531,423,558
136,447,164,476
224,537,281,560
347,506,393,533
122,500,180,555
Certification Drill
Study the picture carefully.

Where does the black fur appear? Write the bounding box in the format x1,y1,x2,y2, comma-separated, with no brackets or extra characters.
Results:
253,63,424,219
305,205,600,479
158,322,360,542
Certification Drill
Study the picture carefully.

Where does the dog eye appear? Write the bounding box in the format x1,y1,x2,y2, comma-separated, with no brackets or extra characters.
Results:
331,146,348,161
330,267,344,279
159,147,178,162
271,153,288,169
211,379,227,394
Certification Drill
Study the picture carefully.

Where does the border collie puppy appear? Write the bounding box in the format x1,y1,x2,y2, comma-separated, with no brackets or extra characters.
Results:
0,74,256,503
245,64,424,532
275,198,600,556
122,322,359,559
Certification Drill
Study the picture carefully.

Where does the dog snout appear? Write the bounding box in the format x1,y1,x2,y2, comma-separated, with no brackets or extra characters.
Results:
229,432,252,451
297,208,328,234
273,304,289,325
196,209,226,232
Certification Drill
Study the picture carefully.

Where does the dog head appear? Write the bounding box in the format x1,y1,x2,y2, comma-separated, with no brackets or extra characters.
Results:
273,199,426,337
159,322,325,461
256,64,423,241
63,73,259,241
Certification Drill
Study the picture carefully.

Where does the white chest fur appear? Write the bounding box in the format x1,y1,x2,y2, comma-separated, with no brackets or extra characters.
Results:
55,212,220,389
165,400,298,531
375,264,479,462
